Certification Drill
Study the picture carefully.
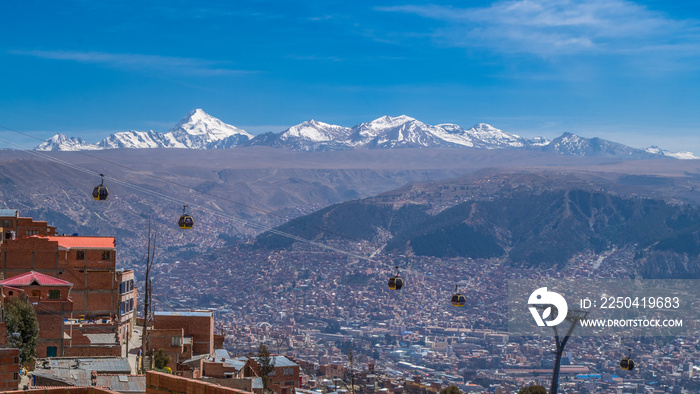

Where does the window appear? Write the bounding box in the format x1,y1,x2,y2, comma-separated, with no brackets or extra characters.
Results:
13,373,18,380
31,290,40,297
76,250,85,260
285,382,294,387
48,290,61,299
119,282,125,294
172,336,183,346
268,370,276,377
101,250,111,260
26,230,40,236
8,291,12,296
284,368,294,376
129,298,134,311
0,219,13,227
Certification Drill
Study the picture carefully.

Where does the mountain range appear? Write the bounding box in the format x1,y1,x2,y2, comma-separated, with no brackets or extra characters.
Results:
253,171,700,278
35,109,697,159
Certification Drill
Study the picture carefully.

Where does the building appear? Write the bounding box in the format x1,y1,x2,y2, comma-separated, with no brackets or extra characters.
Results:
242,356,300,394
0,270,121,357
0,271,73,358
0,348,20,391
116,269,137,343
0,210,135,350
151,311,215,356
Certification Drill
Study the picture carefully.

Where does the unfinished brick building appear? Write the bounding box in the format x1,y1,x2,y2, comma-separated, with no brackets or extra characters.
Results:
0,209,136,352
0,271,121,357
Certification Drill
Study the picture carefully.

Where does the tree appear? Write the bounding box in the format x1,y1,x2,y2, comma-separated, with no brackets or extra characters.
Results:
439,386,460,394
518,385,547,394
5,297,39,364
258,344,276,394
153,349,172,371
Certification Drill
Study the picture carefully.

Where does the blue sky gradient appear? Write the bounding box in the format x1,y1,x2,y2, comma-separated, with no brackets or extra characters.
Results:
2,0,700,152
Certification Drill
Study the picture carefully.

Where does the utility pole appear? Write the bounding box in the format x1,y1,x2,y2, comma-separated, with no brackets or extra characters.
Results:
141,222,156,372
548,309,588,394
347,350,354,394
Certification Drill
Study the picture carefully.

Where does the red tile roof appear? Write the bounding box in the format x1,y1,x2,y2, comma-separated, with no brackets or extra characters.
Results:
0,271,73,286
44,236,116,250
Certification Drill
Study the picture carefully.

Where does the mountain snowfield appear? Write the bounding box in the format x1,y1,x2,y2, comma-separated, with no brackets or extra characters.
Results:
34,109,698,159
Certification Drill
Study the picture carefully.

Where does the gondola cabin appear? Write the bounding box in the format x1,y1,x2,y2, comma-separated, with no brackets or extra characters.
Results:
620,357,635,371
451,293,466,307
388,275,403,290
451,285,466,307
178,204,194,229
92,174,109,201
620,349,635,371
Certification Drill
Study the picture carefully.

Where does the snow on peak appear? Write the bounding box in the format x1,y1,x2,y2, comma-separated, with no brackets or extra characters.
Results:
170,109,252,139
645,146,699,160
164,109,253,149
465,123,526,148
35,133,100,151
281,119,350,142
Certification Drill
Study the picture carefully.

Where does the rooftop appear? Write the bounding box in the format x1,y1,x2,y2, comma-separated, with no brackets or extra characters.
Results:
0,209,18,218
45,236,116,250
0,270,73,287
154,311,213,317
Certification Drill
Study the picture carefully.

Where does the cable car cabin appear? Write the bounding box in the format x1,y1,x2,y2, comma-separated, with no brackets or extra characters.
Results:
92,185,109,200
451,293,466,307
620,358,635,371
178,214,194,229
388,276,403,290
92,174,109,201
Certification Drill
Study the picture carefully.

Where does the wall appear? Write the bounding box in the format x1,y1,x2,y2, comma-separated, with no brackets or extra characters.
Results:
146,371,252,394
0,348,20,391
153,314,213,356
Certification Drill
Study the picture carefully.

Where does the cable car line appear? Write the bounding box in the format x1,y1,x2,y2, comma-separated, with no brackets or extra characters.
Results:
0,134,376,263
0,124,372,247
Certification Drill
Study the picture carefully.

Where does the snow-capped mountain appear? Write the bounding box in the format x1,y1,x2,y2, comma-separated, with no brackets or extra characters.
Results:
348,115,457,148
97,130,178,149
165,108,253,149
35,134,100,151
248,119,352,151
644,146,700,160
35,109,252,151
542,132,661,159
32,110,695,160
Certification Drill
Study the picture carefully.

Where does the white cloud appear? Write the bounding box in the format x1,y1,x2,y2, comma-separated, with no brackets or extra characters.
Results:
8,50,252,76
377,0,700,57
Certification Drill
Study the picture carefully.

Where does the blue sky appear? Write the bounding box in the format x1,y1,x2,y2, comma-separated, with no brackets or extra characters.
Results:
2,0,700,152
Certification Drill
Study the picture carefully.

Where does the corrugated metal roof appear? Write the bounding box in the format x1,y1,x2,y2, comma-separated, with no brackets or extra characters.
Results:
0,209,18,217
45,236,116,250
0,270,72,286
85,333,118,345
154,311,212,317
96,375,146,393
251,377,263,389
214,349,231,359
271,356,299,367
45,357,131,373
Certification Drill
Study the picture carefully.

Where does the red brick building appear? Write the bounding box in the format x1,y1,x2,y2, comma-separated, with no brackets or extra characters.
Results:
0,271,73,358
151,311,214,356
0,348,20,391
243,356,300,394
0,271,121,358
0,210,135,351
